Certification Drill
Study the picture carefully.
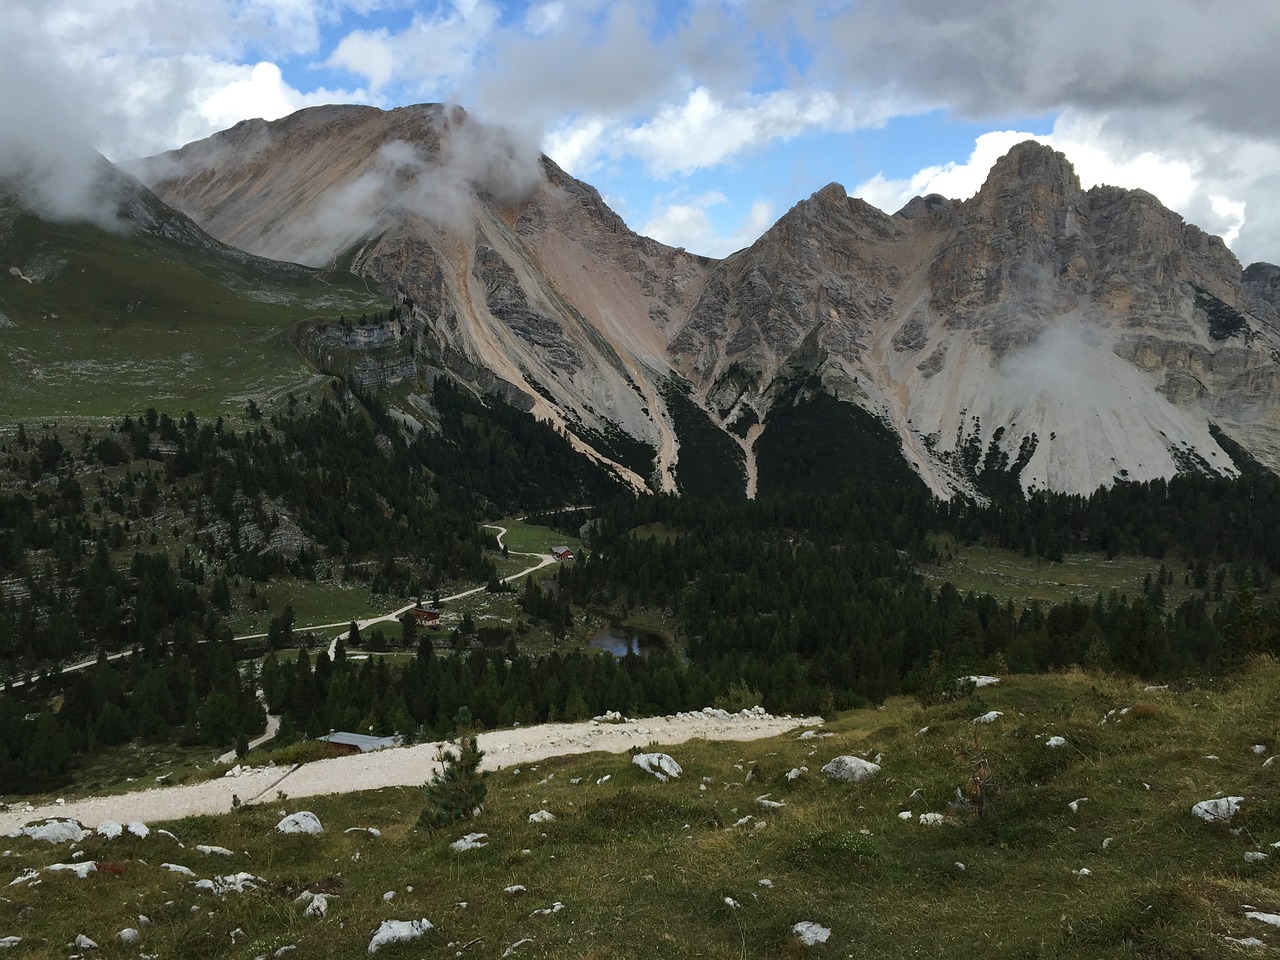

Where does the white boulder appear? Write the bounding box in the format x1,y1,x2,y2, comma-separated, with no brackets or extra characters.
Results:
46,862,97,878
821,756,880,783
1045,736,1067,748
632,753,683,782
450,833,489,853
117,928,140,945
972,711,1003,724
792,921,831,946
368,919,432,954
9,819,89,844
276,812,323,835
528,810,555,824
1191,797,1244,822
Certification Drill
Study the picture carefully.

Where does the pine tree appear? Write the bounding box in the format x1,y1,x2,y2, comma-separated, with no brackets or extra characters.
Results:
417,736,486,829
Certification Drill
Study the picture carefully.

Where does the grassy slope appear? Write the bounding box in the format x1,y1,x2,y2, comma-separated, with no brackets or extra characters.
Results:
0,216,378,418
4,662,1279,958
922,538,1193,611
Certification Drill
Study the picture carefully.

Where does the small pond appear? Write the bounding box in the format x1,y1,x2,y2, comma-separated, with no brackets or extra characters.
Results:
587,623,667,657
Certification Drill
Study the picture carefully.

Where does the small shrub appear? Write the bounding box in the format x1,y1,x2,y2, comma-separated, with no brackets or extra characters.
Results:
418,736,487,829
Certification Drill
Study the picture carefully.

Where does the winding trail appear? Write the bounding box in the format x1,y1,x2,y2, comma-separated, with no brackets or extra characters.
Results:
317,522,557,661
0,711,820,832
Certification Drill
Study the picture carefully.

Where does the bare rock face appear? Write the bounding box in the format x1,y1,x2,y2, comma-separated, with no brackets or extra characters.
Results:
668,140,1280,497
138,113,1280,499
139,105,709,493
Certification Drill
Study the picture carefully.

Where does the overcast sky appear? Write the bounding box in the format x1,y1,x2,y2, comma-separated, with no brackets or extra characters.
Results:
5,0,1279,264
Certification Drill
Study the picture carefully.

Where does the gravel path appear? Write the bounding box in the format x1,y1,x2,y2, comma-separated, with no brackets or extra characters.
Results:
1,711,820,832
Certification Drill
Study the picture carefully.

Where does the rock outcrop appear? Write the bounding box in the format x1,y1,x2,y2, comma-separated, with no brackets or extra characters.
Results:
137,110,1280,498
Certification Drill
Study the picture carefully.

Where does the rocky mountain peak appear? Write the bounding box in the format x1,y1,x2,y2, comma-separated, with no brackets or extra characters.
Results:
981,140,1081,192
134,113,1280,501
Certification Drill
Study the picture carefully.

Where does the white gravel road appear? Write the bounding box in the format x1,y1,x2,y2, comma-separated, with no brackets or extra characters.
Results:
1,710,820,833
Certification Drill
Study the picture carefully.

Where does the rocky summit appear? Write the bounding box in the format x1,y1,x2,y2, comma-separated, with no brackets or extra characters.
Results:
137,105,1280,499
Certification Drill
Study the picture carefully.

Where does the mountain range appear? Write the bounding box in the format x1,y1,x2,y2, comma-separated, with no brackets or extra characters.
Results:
7,103,1280,500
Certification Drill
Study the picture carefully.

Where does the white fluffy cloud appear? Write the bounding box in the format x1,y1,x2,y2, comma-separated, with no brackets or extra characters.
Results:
852,113,1256,261
6,0,1280,264
640,191,774,258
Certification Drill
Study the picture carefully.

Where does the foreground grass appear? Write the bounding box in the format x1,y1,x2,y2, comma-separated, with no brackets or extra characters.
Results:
3,663,1279,958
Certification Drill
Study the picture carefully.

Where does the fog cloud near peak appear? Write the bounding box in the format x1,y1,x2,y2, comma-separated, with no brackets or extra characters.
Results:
271,111,545,266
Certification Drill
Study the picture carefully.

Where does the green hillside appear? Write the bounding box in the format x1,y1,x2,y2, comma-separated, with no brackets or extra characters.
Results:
0,213,379,417
3,662,1279,958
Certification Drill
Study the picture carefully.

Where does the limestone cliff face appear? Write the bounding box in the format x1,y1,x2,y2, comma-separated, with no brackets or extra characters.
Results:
138,104,708,492
667,140,1280,497
138,112,1280,499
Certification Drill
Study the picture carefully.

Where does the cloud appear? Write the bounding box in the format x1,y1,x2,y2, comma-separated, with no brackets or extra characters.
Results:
852,115,1257,262
324,1,499,97
639,191,774,258
268,109,545,264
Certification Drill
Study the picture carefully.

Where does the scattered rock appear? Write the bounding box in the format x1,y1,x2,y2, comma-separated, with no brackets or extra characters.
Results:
757,794,785,809
959,675,1000,688
1245,911,1280,927
1073,867,1092,877
897,811,913,821
126,822,150,839
162,863,196,876
8,819,89,844
46,862,97,878
197,845,233,857
1223,936,1265,947
758,878,774,888
724,896,741,909
792,921,831,946
276,812,323,835
1068,798,1088,813
504,885,526,895
382,891,394,902
503,938,534,957
821,756,880,782
0,937,20,948
304,894,329,918
1192,797,1244,822
344,827,382,837
785,767,807,780
450,833,489,853
972,711,1003,724
74,933,99,950
528,810,555,824
117,928,140,944
632,753,682,782
193,873,262,895
96,821,123,840
919,813,944,826
530,902,564,917
367,919,433,954
1244,852,1270,863
1045,736,1067,748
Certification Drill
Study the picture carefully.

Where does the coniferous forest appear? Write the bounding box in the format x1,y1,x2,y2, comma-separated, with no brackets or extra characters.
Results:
2,375,1279,793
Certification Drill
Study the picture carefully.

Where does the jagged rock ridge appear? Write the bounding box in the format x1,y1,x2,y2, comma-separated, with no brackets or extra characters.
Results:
136,107,1280,498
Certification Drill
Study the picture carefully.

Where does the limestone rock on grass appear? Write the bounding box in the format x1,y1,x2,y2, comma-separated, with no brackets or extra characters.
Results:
1191,797,1244,822
792,921,831,945
276,812,323,835
367,919,432,954
632,753,683,782
821,756,881,783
